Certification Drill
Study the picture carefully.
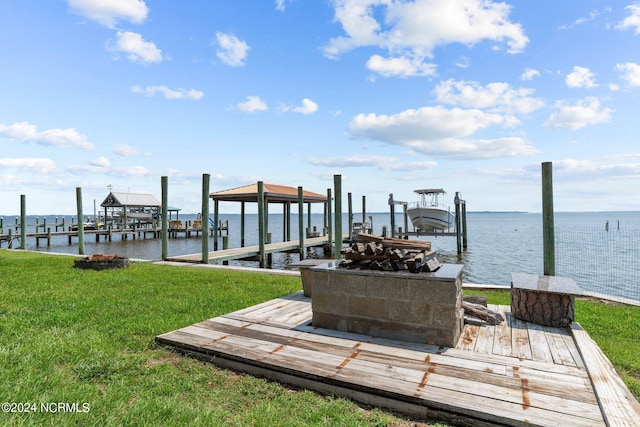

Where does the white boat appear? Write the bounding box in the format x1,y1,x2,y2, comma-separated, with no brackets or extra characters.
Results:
406,189,455,231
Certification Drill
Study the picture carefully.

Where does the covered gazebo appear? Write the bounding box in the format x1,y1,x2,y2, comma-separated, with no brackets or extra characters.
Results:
100,191,180,229
209,182,329,249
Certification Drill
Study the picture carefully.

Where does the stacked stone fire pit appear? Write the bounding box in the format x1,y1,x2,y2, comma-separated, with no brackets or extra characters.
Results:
74,254,130,271
309,234,464,347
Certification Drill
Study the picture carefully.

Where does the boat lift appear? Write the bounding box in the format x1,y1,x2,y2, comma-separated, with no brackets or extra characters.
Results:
388,192,468,255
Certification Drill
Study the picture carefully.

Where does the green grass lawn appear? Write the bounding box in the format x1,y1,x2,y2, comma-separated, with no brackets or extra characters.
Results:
0,250,638,426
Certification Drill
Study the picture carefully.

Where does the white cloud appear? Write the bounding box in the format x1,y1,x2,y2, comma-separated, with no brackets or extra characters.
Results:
67,0,148,28
280,98,319,115
215,32,250,67
559,10,598,30
0,121,95,150
324,0,528,69
109,31,163,64
349,106,538,159
237,96,268,113
552,158,640,180
275,0,290,12
520,68,540,81
67,156,111,173
434,79,544,114
366,54,437,78
565,66,598,88
305,154,437,171
90,156,111,167
0,158,58,174
617,4,640,34
114,165,153,177
543,97,613,130
616,62,640,86
131,85,204,100
114,144,143,156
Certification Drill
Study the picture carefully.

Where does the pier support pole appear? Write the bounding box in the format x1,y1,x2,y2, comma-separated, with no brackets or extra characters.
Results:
214,200,219,250
462,197,468,250
20,195,26,250
201,174,210,264
455,193,462,255
161,176,168,260
258,181,266,268
326,188,332,257
298,186,304,260
347,192,353,240
76,187,85,255
542,162,555,276
240,201,246,247
334,175,343,259
388,194,396,238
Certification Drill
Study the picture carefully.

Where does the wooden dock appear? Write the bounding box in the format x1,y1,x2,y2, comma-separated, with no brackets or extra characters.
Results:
165,236,330,264
0,227,162,248
157,292,640,426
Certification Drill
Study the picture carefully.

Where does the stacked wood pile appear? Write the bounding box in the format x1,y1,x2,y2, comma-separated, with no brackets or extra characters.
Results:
462,295,504,325
339,233,440,273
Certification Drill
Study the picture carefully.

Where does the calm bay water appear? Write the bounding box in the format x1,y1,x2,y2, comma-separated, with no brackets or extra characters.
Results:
3,211,639,302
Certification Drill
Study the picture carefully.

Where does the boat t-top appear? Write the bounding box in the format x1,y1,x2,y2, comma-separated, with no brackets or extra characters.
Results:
406,189,455,231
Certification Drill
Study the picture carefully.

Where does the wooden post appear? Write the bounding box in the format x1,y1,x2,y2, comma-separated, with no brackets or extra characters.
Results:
389,194,396,238
298,186,304,260
362,195,366,224
542,162,555,276
258,181,266,268
201,174,210,264
214,200,219,249
76,188,85,255
326,188,332,257
334,175,343,259
403,204,409,238
284,202,290,242
455,193,462,255
20,195,26,250
240,201,246,247
461,197,468,250
347,192,353,240
161,176,168,260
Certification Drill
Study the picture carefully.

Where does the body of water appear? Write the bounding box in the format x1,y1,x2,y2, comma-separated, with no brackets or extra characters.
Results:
2,211,639,302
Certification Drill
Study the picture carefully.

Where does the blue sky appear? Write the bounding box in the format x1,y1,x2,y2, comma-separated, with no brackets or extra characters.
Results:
2,0,640,215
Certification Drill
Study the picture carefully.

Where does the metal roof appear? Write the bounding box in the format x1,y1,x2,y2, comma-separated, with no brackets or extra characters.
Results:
210,183,327,203
100,191,161,208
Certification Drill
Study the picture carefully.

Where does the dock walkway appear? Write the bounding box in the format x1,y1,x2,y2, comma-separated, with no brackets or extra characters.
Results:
157,292,640,426
165,236,329,264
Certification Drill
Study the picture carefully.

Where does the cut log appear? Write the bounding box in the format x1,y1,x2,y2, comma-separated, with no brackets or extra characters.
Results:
463,295,488,307
356,233,432,251
462,301,504,325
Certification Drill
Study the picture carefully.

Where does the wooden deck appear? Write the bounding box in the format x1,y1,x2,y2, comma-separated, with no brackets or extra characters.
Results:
157,292,640,426
165,236,329,264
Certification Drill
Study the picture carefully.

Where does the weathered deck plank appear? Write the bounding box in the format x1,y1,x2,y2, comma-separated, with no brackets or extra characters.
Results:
157,291,638,426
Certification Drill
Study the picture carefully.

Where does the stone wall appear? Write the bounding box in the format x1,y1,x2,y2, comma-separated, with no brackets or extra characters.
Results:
310,263,464,347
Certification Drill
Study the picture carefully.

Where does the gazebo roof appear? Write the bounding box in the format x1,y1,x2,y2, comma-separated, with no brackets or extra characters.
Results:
210,183,327,203
101,191,161,208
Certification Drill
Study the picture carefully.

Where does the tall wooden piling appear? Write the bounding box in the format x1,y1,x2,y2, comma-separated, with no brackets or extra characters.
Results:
258,181,266,268
76,187,85,255
334,175,342,259
542,162,555,276
201,173,210,264
298,186,304,260
455,194,462,255
161,176,168,260
347,192,353,239
20,195,26,250
213,200,219,250
326,188,332,258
